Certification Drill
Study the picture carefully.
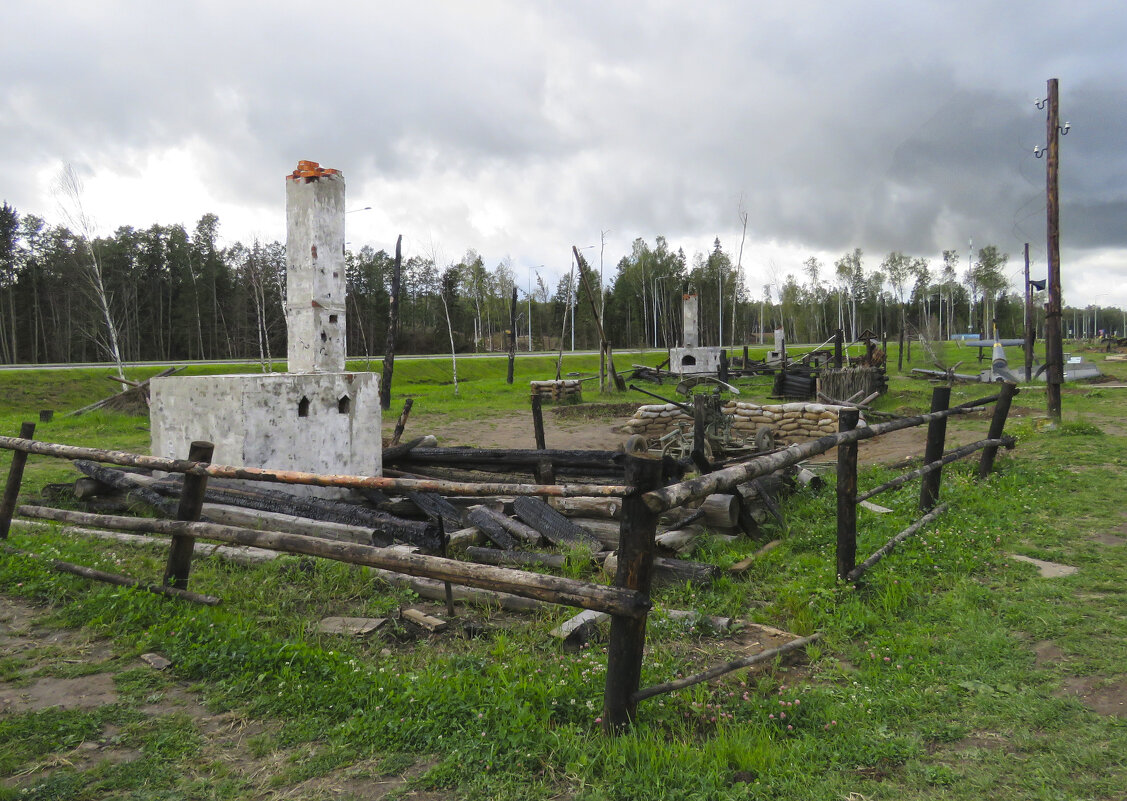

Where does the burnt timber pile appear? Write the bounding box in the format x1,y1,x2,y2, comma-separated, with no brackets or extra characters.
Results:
38,435,810,600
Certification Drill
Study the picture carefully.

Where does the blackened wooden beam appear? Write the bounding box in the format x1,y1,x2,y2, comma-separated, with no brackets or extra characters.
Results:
603,452,665,732
835,408,859,580
918,386,951,512
978,382,1018,479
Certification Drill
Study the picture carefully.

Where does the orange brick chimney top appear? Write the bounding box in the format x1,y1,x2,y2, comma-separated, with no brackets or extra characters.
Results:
288,160,342,180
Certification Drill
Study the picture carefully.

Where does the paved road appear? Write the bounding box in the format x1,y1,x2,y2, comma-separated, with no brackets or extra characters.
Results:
0,350,611,371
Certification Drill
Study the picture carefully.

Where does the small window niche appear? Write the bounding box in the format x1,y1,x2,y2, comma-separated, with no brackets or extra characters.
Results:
681,354,697,366
337,395,351,414
298,396,311,418
328,314,338,324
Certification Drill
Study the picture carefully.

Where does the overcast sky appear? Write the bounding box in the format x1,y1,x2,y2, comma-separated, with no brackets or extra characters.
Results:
3,1,1125,311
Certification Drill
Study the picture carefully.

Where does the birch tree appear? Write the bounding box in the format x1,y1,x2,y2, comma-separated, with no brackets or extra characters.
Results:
54,164,126,380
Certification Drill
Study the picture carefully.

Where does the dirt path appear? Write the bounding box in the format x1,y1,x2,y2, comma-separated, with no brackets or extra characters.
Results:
0,596,446,799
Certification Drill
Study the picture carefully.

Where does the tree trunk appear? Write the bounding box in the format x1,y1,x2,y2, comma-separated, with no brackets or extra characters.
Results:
381,235,402,410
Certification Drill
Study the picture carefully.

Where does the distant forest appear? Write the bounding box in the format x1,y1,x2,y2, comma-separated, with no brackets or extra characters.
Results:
1,201,1121,366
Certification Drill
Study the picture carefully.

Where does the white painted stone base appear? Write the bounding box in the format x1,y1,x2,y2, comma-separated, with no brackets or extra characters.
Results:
670,347,722,375
150,372,381,497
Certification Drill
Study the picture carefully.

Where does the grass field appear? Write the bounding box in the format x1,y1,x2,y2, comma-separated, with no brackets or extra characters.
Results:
0,342,1124,800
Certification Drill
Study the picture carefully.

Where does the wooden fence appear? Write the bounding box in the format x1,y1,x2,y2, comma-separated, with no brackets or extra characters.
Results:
0,383,1018,733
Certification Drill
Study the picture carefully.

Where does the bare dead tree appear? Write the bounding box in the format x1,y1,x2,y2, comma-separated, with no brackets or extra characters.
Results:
54,164,125,381
428,240,458,397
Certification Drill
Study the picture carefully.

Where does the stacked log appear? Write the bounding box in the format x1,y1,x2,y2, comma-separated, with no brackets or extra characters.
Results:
529,380,583,404
620,401,863,445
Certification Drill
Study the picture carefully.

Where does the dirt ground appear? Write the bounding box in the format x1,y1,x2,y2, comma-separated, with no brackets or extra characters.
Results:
0,595,445,799
409,403,1017,467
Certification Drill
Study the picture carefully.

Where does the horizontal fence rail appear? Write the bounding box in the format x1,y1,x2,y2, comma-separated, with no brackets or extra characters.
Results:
0,437,630,499
857,437,1015,502
17,505,650,618
643,390,1009,513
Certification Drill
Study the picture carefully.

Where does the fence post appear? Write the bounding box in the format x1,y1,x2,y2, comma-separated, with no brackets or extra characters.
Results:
834,328,844,369
918,386,951,512
530,393,547,451
836,408,859,580
0,422,36,540
692,395,709,473
603,452,663,733
977,382,1017,479
162,441,214,590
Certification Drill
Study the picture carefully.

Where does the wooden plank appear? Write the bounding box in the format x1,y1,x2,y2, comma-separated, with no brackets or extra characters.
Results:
406,490,464,532
836,409,859,580
551,609,610,650
464,506,515,549
402,608,448,633
513,496,602,550
318,617,388,636
478,506,542,544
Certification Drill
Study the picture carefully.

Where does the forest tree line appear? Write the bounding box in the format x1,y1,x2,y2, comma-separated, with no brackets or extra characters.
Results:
1,201,1122,366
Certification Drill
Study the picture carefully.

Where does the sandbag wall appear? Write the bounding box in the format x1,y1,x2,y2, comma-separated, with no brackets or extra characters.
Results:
530,380,583,404
620,401,861,445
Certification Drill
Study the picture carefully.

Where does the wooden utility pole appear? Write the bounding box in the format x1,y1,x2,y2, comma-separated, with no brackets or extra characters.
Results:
380,235,403,410
1023,243,1033,382
573,246,625,391
1044,79,1065,421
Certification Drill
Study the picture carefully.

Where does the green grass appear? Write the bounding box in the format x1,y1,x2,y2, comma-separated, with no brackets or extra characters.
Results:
1,350,1126,799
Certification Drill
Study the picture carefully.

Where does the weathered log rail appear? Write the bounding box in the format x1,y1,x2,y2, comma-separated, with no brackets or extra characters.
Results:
0,437,630,499
640,388,1013,514
14,506,648,618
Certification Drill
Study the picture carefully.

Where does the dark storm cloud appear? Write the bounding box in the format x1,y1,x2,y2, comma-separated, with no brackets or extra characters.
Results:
2,1,1124,302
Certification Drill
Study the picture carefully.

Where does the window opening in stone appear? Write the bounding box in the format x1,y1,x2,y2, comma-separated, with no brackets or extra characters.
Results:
682,355,697,366
298,396,310,417
328,314,338,324
337,395,351,414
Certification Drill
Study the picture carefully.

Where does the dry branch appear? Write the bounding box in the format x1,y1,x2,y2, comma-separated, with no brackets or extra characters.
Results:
846,503,949,581
631,633,822,702
1,543,218,605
